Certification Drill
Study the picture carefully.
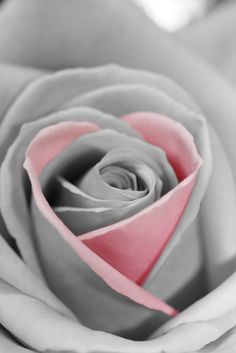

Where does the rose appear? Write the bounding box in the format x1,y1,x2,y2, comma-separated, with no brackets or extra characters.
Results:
1,1,236,352
0,2,236,352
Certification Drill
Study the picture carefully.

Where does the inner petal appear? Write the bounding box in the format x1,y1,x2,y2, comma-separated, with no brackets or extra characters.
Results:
101,165,139,191
54,149,161,235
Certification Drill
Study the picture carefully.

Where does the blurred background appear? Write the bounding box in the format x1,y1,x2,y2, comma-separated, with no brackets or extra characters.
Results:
0,0,229,32
129,0,236,83
0,0,234,82
133,0,221,31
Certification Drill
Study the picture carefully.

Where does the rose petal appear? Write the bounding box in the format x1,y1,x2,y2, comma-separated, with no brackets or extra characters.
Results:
198,127,236,289
0,325,36,353
194,325,236,353
0,63,42,123
154,273,236,338
145,218,205,309
0,235,74,321
0,63,43,253
55,176,147,208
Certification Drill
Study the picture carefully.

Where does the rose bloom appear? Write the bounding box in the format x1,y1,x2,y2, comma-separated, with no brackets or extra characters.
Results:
0,1,236,353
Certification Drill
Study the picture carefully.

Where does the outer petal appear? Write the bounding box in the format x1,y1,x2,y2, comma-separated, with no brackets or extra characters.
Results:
199,127,236,289
153,273,236,339
0,266,223,353
0,63,43,265
0,63,42,122
0,326,36,353
193,326,236,353
0,234,74,318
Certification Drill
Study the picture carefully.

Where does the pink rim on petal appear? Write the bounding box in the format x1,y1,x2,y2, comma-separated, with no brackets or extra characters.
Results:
24,113,202,317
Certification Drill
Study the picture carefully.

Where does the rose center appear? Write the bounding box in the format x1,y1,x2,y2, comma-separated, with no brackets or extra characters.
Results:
100,164,145,191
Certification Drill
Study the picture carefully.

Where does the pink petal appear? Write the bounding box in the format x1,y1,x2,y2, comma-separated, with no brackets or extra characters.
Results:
24,115,201,317
123,112,201,179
